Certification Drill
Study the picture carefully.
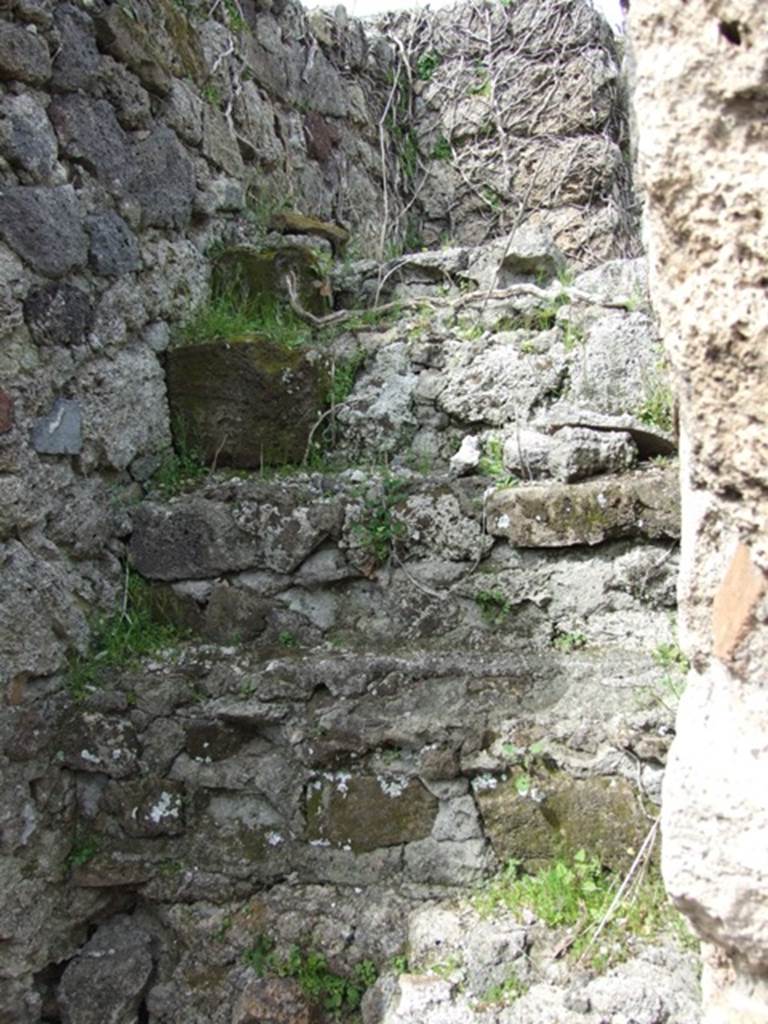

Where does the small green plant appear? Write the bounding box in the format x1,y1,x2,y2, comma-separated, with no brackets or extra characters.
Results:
278,631,297,649
67,572,187,700
390,954,409,974
501,739,546,796
416,50,441,81
648,639,690,709
475,588,511,627
153,419,207,496
474,846,696,971
552,629,587,653
353,476,408,564
426,954,463,978
478,973,527,1006
431,135,452,160
474,849,606,926
652,640,690,673
178,291,312,351
202,82,221,106
561,320,585,351
455,317,484,342
223,0,245,31
637,358,674,432
67,831,100,868
244,939,377,1018
478,438,518,487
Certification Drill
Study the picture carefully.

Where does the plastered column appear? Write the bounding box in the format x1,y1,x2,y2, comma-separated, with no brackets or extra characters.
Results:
630,2,768,1020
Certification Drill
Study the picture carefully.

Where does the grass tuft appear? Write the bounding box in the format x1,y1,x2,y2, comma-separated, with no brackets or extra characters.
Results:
67,572,187,701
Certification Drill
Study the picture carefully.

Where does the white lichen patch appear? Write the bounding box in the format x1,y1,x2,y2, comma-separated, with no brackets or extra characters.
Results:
148,791,181,824
377,775,408,798
472,774,499,792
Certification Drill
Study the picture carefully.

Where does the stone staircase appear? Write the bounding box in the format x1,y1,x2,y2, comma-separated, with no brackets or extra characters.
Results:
9,232,699,1023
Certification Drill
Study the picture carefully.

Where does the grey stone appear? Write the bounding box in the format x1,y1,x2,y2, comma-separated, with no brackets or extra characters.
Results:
98,57,152,130
0,185,87,277
234,80,283,165
130,487,342,580
94,6,172,96
49,94,131,193
31,398,81,455
144,320,170,354
104,779,186,838
233,977,320,1024
86,211,140,277
565,312,660,417
0,19,51,85
24,282,92,347
547,427,638,482
202,105,245,178
15,1,53,28
0,540,89,682
58,916,153,1024
51,3,100,93
161,79,204,147
486,466,680,546
203,584,269,643
449,435,481,476
404,838,494,885
437,336,566,426
0,93,59,183
78,346,171,471
165,340,330,469
59,712,140,778
503,426,638,482
128,126,195,229
573,257,649,307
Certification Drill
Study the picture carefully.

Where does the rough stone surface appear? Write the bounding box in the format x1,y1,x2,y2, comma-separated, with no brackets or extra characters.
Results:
166,341,330,468
0,185,87,277
476,773,651,872
0,18,51,84
58,916,153,1024
486,466,679,547
86,211,140,277
31,398,82,455
0,93,59,183
633,1,768,1018
0,3,687,1022
23,282,92,347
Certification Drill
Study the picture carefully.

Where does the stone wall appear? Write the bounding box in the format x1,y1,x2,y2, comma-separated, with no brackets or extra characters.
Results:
631,2,768,1021
385,0,637,261
0,0,635,695
0,1,681,1021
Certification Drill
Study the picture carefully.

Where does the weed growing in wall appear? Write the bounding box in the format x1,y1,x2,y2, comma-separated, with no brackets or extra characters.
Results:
353,476,408,564
475,588,511,627
479,438,518,487
243,937,377,1018
473,848,696,971
67,831,101,868
177,291,312,351
552,629,588,653
152,418,208,496
67,572,187,701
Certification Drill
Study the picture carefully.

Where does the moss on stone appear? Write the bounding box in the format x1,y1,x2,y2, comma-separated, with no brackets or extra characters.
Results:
476,771,651,873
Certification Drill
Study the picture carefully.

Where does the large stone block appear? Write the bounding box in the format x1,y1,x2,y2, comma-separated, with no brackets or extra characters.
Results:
58,917,153,1024
475,772,650,872
128,125,195,229
166,340,330,469
130,487,342,579
0,185,87,278
0,93,59,183
0,19,51,84
485,466,679,547
306,774,438,852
